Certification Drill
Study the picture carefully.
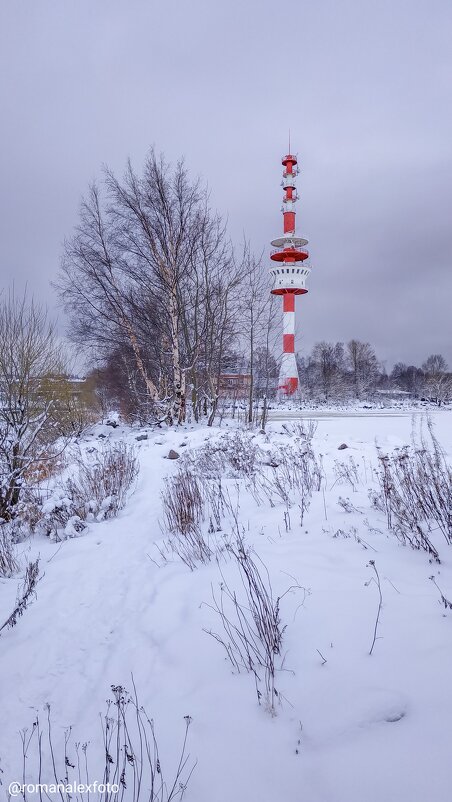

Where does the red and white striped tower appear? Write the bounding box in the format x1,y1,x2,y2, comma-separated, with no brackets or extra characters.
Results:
270,150,311,395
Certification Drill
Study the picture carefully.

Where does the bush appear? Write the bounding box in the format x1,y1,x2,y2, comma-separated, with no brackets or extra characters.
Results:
204,533,305,715
220,431,263,476
9,684,194,802
159,456,242,569
160,466,230,569
42,441,139,540
69,441,139,518
159,468,212,569
257,434,322,526
0,525,19,577
375,419,452,561
181,431,264,481
162,468,204,537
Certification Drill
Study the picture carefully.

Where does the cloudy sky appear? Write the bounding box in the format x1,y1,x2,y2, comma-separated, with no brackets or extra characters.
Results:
0,0,451,369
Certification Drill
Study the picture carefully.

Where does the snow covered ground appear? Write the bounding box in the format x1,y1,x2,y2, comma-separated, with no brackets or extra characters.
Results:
1,409,452,802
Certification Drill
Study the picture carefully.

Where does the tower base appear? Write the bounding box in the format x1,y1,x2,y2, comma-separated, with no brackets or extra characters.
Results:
278,352,299,397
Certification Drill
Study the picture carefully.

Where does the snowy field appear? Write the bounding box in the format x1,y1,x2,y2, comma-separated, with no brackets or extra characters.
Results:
1,409,452,802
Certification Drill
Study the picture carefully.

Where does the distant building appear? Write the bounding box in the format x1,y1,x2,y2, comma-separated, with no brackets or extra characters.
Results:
218,373,252,399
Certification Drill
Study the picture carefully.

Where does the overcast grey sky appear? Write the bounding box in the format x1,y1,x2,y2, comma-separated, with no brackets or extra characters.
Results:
0,0,451,369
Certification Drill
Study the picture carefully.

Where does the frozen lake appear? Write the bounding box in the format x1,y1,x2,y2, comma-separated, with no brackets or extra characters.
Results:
267,406,452,452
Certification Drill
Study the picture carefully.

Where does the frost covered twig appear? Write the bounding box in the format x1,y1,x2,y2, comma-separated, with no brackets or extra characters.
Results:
12,685,195,802
429,575,452,611
203,532,305,714
0,558,42,636
365,560,382,656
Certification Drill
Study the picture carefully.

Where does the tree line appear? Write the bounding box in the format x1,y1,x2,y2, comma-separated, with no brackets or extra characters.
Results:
293,343,452,405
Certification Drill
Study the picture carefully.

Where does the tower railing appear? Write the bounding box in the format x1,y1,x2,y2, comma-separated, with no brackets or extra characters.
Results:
270,248,308,258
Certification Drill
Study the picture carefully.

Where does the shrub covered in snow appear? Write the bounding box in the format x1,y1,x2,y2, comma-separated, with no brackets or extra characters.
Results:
68,441,139,518
162,468,204,537
181,430,264,480
160,461,239,569
160,469,214,569
266,440,322,500
375,419,452,561
41,441,139,540
160,422,324,566
0,524,19,577
219,430,264,476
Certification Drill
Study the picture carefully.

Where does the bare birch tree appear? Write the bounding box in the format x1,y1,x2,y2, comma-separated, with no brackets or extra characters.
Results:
57,185,160,410
0,292,66,519
58,150,241,424
239,249,277,423
311,341,345,402
346,339,379,399
422,354,452,406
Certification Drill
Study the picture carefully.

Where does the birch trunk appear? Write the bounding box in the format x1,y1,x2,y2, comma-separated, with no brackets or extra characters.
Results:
169,285,186,424
120,315,159,403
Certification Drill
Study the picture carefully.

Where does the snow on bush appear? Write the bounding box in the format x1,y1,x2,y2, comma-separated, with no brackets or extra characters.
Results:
41,442,139,540
374,419,452,561
160,468,212,569
159,468,236,569
332,455,361,491
0,524,19,577
219,430,263,476
181,430,264,480
162,468,204,538
262,439,322,517
160,422,324,566
159,430,266,570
